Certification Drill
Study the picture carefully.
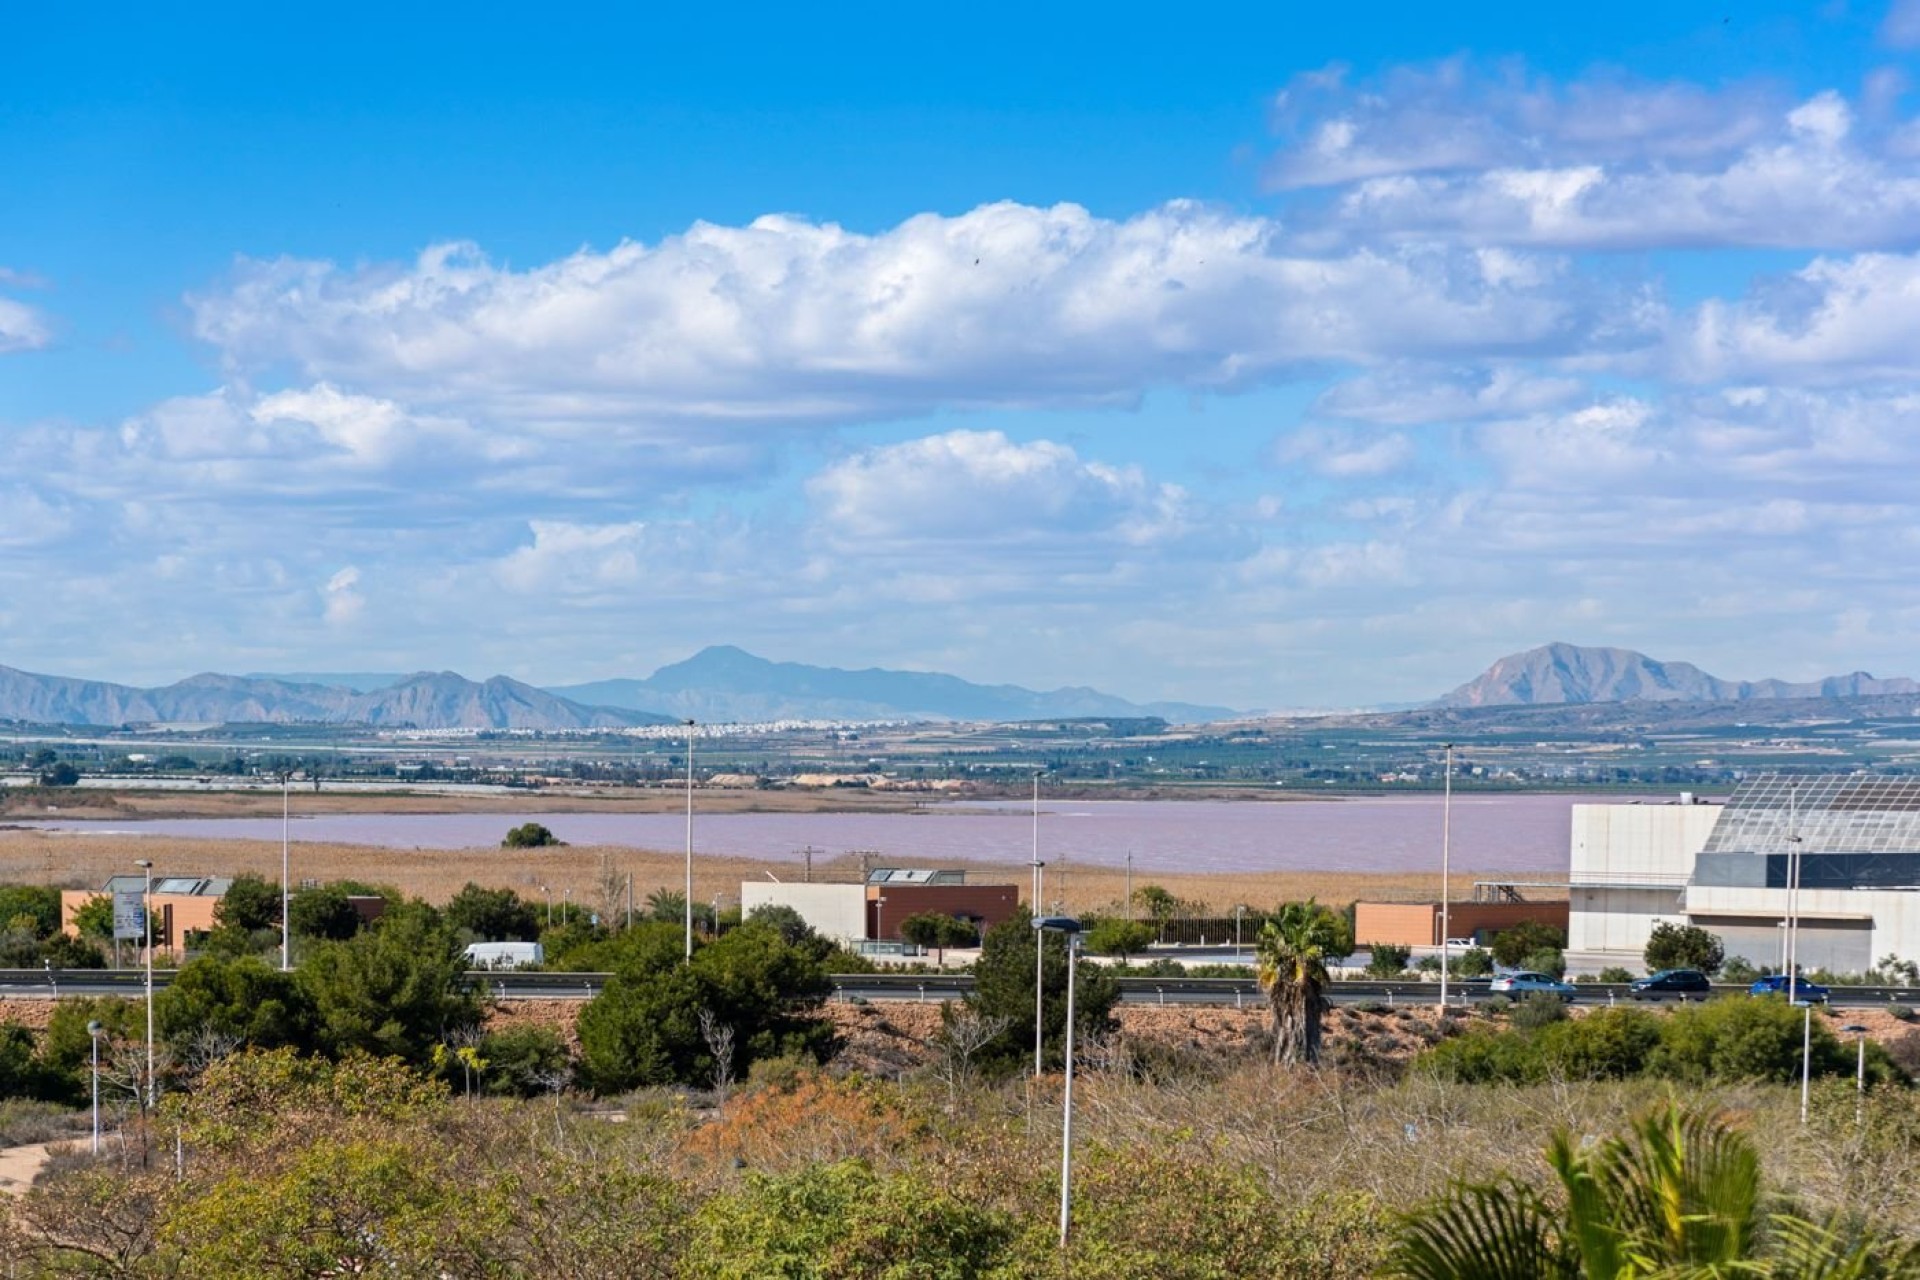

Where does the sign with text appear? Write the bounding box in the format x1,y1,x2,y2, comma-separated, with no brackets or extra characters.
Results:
112,892,146,941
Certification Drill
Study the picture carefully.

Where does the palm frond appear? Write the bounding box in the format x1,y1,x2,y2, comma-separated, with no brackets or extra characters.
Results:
1385,1180,1577,1280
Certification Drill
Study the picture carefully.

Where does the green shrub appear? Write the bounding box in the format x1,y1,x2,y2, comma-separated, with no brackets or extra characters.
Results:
691,1160,1014,1279
1518,947,1565,979
1537,1007,1661,1080
1596,966,1635,984
1888,1003,1917,1023
1365,944,1411,977
1453,947,1494,978
1511,991,1568,1031
1649,996,1855,1085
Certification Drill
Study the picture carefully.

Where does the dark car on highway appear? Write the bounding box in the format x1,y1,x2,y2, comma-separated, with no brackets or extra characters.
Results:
1748,973,1831,1003
1629,968,1712,1000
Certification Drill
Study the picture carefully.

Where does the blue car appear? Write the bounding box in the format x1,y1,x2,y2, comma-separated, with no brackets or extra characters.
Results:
1748,973,1830,1003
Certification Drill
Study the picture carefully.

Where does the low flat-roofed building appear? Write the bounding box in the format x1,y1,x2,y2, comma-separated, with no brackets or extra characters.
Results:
61,874,232,953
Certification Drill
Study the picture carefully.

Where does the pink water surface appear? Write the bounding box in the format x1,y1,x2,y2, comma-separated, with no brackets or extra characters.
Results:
15,793,1632,877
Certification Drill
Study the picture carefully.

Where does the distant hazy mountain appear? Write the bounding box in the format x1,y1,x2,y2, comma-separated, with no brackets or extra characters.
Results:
0,665,671,730
548,645,1237,725
245,672,406,692
1438,642,1920,708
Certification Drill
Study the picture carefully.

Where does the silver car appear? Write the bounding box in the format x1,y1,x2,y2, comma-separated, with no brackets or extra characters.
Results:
1488,971,1578,1001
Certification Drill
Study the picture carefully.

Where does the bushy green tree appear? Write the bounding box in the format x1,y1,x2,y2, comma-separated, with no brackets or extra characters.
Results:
38,998,144,1105
1086,916,1157,962
477,1026,572,1097
288,885,364,941
297,902,480,1064
964,908,1121,1078
0,884,60,938
576,920,837,1092
1489,920,1567,969
213,873,281,933
444,882,540,942
69,894,114,940
1520,946,1566,979
899,911,978,963
157,954,314,1052
1645,921,1726,977
502,822,561,848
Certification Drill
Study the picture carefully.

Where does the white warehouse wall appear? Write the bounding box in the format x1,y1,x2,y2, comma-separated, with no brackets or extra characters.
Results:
1566,803,1720,973
740,882,868,943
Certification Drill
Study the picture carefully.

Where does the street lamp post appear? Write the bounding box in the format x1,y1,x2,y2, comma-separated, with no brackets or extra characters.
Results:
1234,904,1244,958
87,1020,103,1155
1033,916,1084,1249
685,719,697,960
1787,783,1803,1007
1800,1000,1813,1126
563,887,572,927
134,859,154,1109
540,884,551,928
1844,1022,1869,1124
1439,744,1454,1010
280,770,292,972
1032,772,1045,1078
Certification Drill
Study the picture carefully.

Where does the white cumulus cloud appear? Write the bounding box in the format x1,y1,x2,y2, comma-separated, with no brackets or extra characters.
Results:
807,429,1191,549
187,201,1592,434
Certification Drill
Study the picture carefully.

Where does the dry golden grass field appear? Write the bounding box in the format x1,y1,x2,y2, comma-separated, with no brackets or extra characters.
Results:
0,825,1471,915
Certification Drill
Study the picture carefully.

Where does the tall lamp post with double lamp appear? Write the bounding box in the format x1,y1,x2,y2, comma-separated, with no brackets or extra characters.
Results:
684,719,697,960
1032,915,1083,1249
1438,744,1454,1010
133,859,155,1108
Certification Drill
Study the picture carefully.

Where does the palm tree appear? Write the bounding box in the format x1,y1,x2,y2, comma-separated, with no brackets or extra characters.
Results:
1253,899,1351,1067
1389,1101,1920,1279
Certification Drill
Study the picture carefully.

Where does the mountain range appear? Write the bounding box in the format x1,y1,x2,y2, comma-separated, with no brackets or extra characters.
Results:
543,646,1236,725
0,646,1235,729
1437,642,1920,708
0,667,668,731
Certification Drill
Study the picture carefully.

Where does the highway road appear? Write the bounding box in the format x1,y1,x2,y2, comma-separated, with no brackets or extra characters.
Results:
4,968,1916,1009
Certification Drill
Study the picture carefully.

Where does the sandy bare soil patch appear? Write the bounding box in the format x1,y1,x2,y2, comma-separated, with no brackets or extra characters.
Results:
0,1142,56,1195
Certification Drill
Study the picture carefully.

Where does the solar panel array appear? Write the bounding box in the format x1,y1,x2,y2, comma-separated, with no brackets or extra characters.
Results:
1702,773,1920,857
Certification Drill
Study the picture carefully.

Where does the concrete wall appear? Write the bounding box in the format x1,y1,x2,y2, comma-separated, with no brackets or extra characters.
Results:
1566,804,1719,972
739,883,868,943
1353,903,1437,946
1356,901,1569,947
866,884,1019,942
1570,803,1721,884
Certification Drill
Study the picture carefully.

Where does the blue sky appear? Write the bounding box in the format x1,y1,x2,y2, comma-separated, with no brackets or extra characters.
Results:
8,1,1920,709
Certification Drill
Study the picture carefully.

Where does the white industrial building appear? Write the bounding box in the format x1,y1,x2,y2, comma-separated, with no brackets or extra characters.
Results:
739,882,869,944
1568,774,1920,976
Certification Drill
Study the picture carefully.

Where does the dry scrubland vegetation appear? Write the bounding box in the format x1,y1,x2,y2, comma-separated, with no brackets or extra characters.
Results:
3,1019,1919,1277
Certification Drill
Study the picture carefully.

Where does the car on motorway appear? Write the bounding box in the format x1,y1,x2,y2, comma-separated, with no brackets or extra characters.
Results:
1748,973,1831,1003
1488,971,1578,1001
1629,968,1712,1000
